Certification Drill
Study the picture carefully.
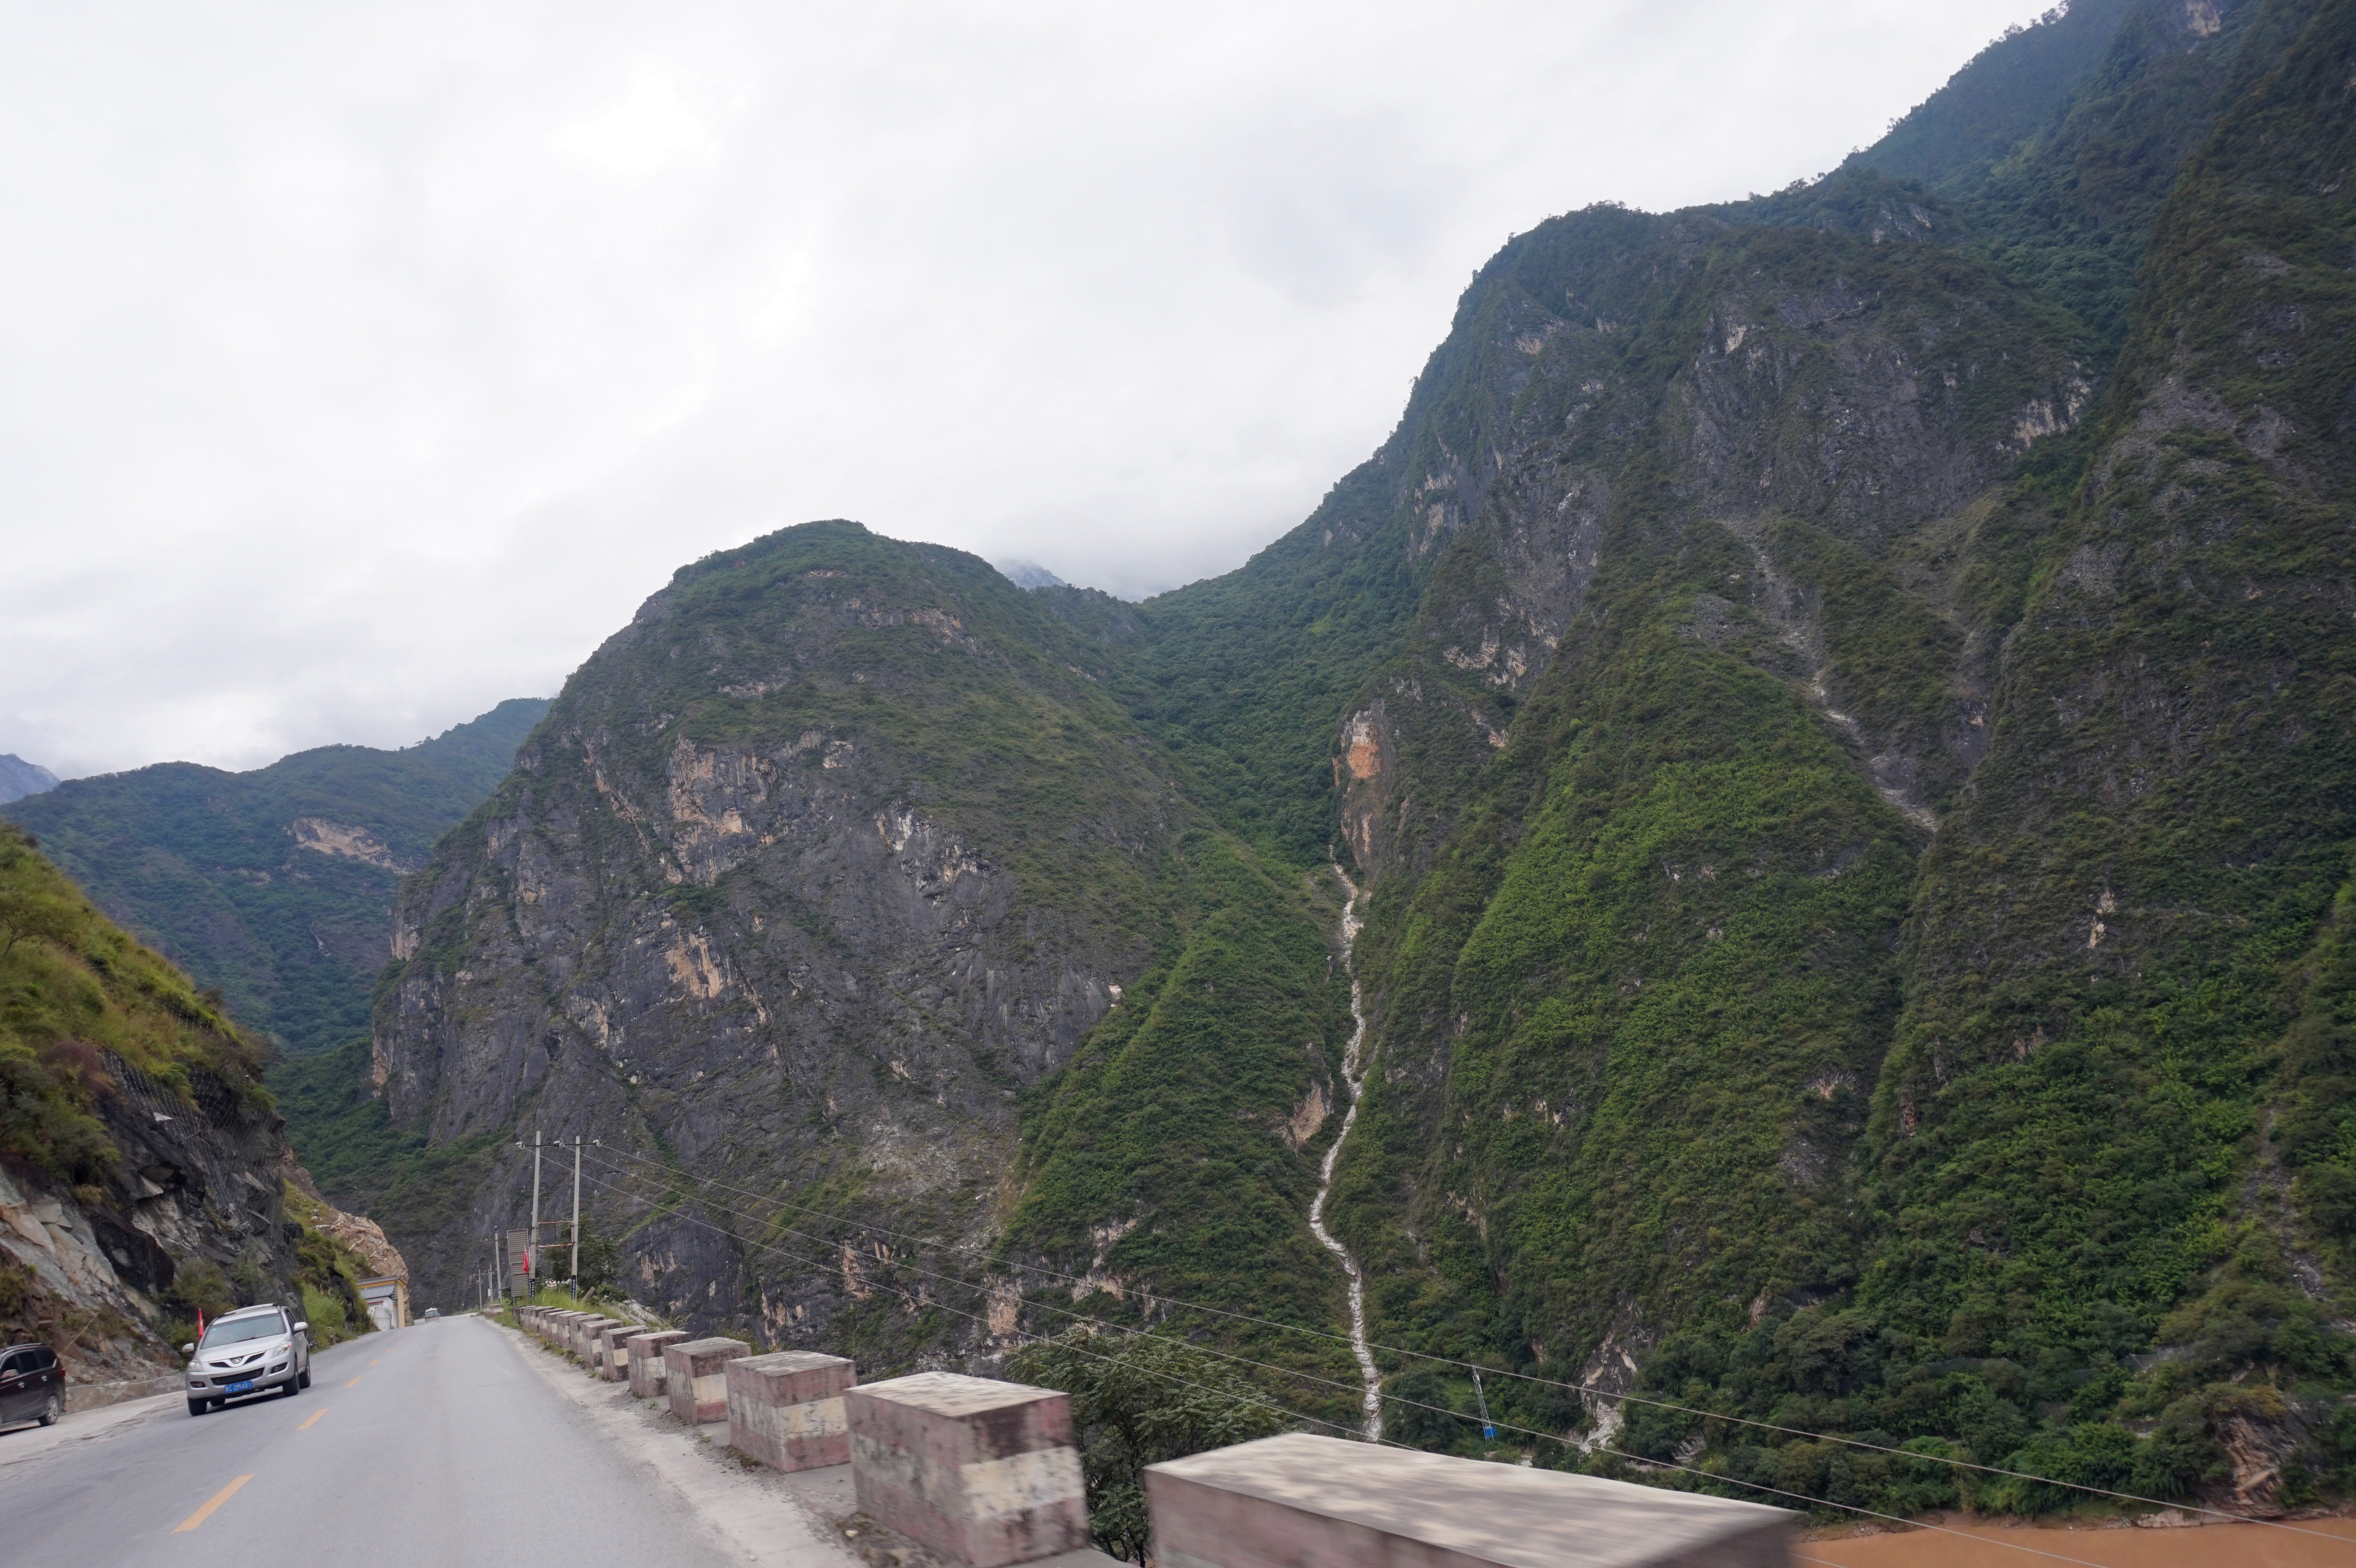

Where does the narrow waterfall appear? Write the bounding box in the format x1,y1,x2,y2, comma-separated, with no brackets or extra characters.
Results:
1308,864,1382,1441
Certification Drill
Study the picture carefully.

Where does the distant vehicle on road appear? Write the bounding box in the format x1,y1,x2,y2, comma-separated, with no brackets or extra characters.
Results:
0,1342,63,1429
183,1305,310,1416
421,1308,440,1321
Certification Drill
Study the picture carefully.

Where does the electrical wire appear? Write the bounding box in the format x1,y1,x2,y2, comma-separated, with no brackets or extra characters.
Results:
575,1158,2158,1568
578,1139,2350,1543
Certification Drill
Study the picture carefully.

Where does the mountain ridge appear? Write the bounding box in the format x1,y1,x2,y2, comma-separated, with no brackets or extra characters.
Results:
0,754,59,805
6,698,548,1053
244,0,2356,1520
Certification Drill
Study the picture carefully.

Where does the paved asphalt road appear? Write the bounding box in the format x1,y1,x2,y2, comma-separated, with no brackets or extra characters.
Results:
0,1314,743,1568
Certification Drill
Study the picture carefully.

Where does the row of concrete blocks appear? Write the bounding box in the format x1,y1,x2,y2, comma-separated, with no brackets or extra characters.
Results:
514,1306,1792,1568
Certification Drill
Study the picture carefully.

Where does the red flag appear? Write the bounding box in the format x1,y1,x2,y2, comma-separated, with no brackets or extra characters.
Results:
521,1249,530,1272
195,1309,206,1341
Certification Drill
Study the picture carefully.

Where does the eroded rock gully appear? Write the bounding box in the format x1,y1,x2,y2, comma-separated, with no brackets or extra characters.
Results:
1308,864,1381,1442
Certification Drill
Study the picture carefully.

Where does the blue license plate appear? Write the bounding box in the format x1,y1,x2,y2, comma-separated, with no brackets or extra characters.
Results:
225,1379,254,1394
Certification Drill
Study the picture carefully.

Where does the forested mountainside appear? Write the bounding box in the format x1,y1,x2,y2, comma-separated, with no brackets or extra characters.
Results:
273,0,2354,1520
0,822,383,1388
353,528,1354,1375
6,699,547,1054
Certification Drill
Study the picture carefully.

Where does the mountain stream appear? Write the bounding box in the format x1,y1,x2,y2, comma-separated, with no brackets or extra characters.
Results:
1310,864,1383,1441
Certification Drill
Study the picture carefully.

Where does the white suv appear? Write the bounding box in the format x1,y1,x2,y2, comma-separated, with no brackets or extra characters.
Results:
184,1304,310,1415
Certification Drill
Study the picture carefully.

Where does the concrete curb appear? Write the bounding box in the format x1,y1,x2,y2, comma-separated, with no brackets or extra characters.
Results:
64,1372,182,1413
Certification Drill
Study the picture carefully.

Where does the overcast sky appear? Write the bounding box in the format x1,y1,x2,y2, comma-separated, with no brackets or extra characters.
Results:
0,0,2051,779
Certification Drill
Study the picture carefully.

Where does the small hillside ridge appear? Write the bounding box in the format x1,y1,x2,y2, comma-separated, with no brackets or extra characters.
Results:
282,1156,408,1281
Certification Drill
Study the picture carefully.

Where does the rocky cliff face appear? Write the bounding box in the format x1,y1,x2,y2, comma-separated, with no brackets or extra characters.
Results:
370,525,1345,1363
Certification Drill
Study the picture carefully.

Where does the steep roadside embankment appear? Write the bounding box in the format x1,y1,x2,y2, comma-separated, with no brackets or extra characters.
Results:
0,822,383,1400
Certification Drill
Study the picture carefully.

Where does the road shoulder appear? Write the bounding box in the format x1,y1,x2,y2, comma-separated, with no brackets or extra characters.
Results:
492,1316,861,1568
0,1387,182,1478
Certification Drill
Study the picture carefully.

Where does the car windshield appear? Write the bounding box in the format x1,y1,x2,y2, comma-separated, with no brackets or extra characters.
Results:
200,1315,286,1348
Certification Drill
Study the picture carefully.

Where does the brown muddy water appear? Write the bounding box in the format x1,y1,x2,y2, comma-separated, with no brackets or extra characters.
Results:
1798,1514,2356,1567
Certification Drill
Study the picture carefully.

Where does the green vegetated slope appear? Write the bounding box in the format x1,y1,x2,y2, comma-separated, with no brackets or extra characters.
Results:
271,1036,504,1269
1263,0,2356,1519
6,698,547,1053
1861,0,2140,195
350,522,1350,1374
0,823,264,1182
1091,458,1425,867
1008,835,1361,1413
1845,0,2356,1505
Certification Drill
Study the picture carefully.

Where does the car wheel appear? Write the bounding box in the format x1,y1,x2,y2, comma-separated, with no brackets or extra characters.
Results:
38,1394,60,1427
298,1368,310,1390
282,1376,299,1398
187,1399,206,1418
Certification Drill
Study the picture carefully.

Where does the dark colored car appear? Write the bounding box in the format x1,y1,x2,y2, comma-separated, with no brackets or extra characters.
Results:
183,1303,310,1416
0,1343,64,1429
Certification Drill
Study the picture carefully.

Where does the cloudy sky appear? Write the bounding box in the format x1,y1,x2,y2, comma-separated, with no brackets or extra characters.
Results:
0,0,2049,778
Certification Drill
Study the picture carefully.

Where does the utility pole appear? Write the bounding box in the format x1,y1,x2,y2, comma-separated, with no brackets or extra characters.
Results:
569,1135,583,1287
529,1128,544,1299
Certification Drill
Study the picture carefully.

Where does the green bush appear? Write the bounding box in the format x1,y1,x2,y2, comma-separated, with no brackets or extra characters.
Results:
167,1259,233,1323
1007,1329,1287,1561
301,1284,353,1347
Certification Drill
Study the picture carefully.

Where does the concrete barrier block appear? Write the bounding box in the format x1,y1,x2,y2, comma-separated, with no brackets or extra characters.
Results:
626,1330,692,1398
595,1322,638,1382
846,1372,1087,1568
572,1316,623,1367
1143,1432,1794,1568
727,1351,857,1472
665,1337,751,1424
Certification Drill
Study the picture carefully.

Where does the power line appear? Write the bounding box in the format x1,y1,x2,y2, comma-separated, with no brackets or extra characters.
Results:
574,1161,2127,1568
581,1140,2344,1542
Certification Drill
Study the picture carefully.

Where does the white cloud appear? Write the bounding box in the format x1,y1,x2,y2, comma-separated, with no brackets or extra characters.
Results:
0,0,2052,776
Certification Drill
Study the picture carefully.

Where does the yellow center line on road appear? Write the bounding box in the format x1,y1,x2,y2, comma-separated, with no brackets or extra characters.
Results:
297,1408,328,1431
344,1376,362,1388
173,1474,253,1533
370,1357,381,1365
